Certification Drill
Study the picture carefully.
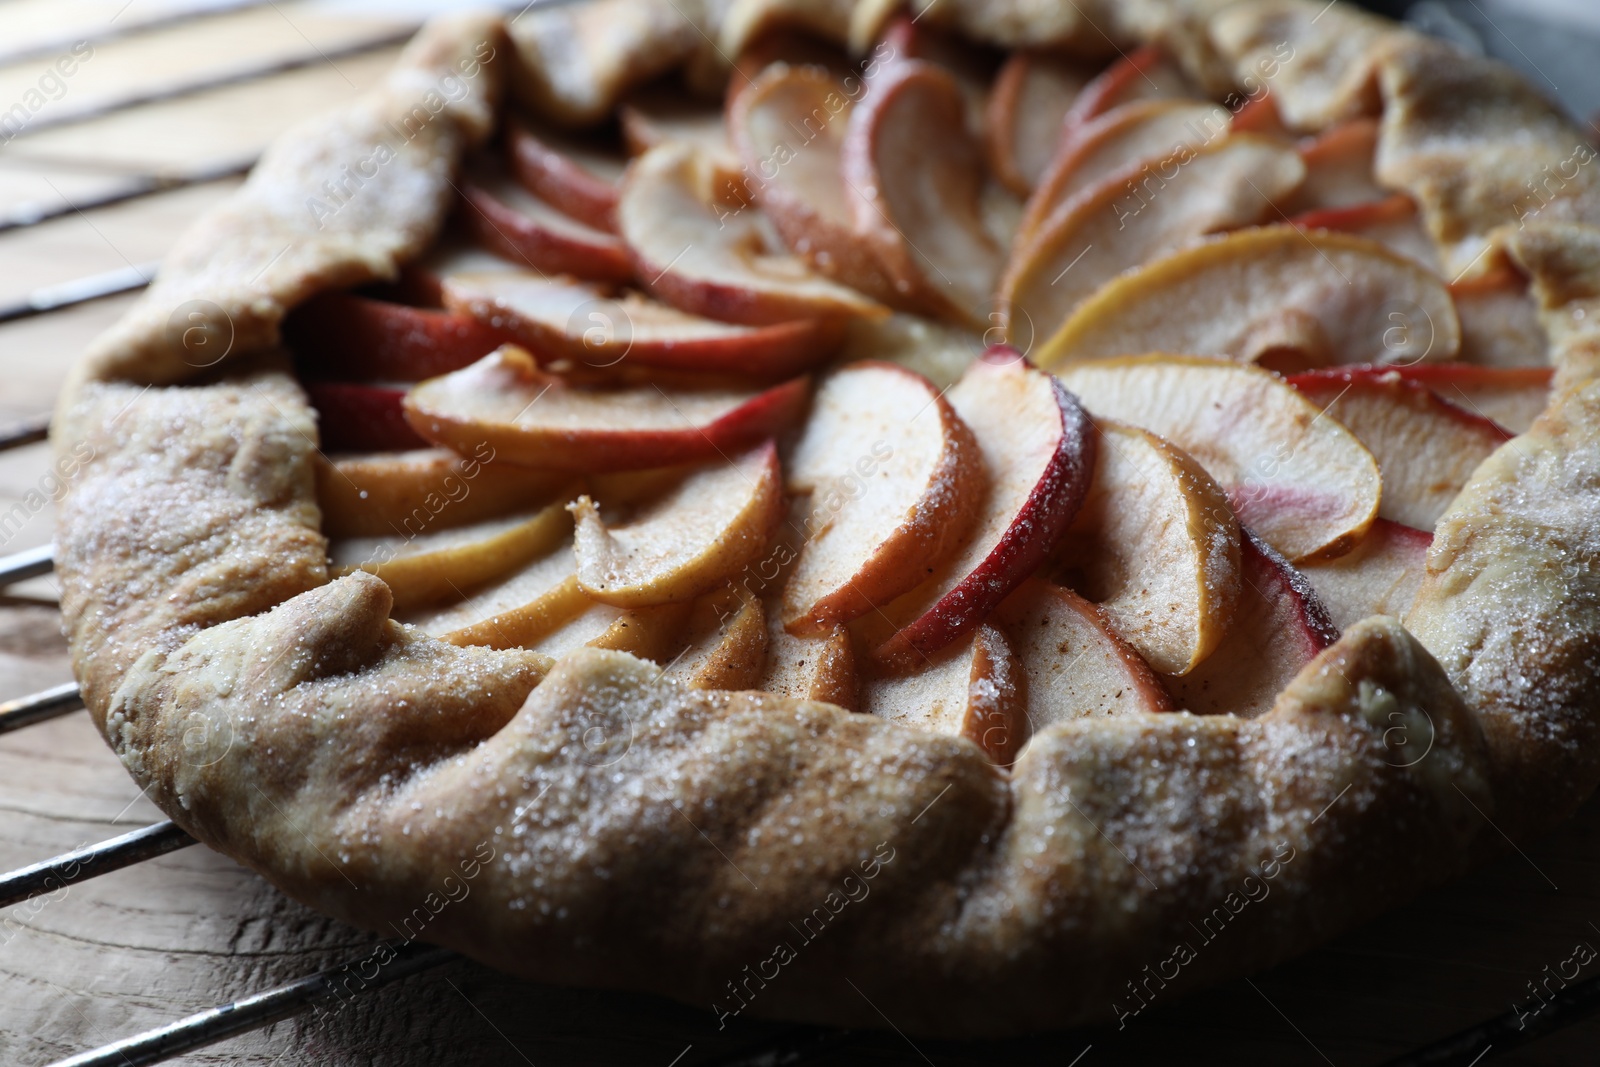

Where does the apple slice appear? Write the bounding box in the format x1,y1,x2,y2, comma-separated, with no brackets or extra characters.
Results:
863,624,1026,764
1056,356,1381,562
871,348,1096,669
1230,91,1289,137
984,50,1094,195
618,142,886,325
330,497,573,613
620,93,747,201
1003,133,1305,342
994,578,1174,724
507,117,624,233
409,541,582,648
841,59,1002,327
726,63,898,305
1019,100,1233,239
285,291,512,383
761,621,859,710
1060,45,1200,132
404,346,809,472
572,441,783,606
1166,530,1339,718
1050,420,1241,675
1282,118,1385,213
306,382,428,453
558,594,692,662
782,362,985,634
440,271,843,377
1451,269,1550,371
1298,518,1431,630
315,447,570,539
1392,363,1552,434
661,593,769,690
460,161,634,282
1288,365,1512,529
1292,194,1439,273
1037,226,1461,371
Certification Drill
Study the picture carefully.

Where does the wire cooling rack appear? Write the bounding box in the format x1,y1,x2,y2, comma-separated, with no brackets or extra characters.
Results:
3,0,1600,1063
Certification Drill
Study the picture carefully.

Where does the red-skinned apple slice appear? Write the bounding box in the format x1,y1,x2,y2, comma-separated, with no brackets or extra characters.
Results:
405,346,809,472
571,441,783,606
1230,91,1288,137
727,63,899,304
1281,118,1385,213
1288,365,1512,529
1166,529,1339,718
1051,420,1241,675
783,362,984,633
1060,45,1199,132
984,50,1094,195
1391,362,1552,434
1056,355,1381,561
507,118,624,233
1037,226,1461,370
285,291,511,382
994,578,1174,724
842,59,1001,327
864,623,1027,765
618,142,887,325
306,381,428,453
870,347,1096,669
316,447,569,539
1451,268,1550,371
1020,99,1233,239
1003,133,1305,342
1299,518,1431,630
459,161,634,282
1292,193,1439,272
620,93,747,201
440,271,843,377
331,497,573,613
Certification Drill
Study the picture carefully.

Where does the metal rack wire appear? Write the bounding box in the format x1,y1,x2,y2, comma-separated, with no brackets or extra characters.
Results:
0,0,1593,1064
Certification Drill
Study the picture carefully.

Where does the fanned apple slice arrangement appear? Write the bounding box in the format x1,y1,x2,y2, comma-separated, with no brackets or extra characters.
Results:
288,18,1557,766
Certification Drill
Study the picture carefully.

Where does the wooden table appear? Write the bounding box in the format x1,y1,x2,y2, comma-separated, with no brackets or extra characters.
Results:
2,3,1598,1064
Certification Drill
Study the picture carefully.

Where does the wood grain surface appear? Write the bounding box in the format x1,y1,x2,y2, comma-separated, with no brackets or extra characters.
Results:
2,3,1599,1065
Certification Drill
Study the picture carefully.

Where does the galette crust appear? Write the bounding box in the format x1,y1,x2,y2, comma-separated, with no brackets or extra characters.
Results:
50,0,1600,1037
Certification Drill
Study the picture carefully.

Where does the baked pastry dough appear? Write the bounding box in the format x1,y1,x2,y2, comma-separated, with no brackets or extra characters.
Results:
51,1,1600,1036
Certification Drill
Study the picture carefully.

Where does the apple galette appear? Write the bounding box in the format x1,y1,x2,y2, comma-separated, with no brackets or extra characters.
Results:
52,0,1600,1036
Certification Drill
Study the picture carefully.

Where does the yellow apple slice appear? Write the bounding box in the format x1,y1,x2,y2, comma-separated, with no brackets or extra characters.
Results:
329,496,574,613
760,621,859,710
661,593,769,690
405,346,810,473
617,142,887,325
727,63,899,304
1003,134,1305,343
408,542,581,648
572,441,784,606
1299,518,1431,630
315,448,569,539
1056,355,1381,561
782,362,985,634
1166,530,1339,718
841,59,1001,327
1038,226,1461,370
1020,99,1232,239
994,579,1173,724
1288,366,1512,529
984,50,1094,195
863,624,1025,765
1051,421,1241,675
871,349,1096,668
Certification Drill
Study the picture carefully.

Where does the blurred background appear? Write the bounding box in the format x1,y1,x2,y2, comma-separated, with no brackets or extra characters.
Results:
0,1,1598,1064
